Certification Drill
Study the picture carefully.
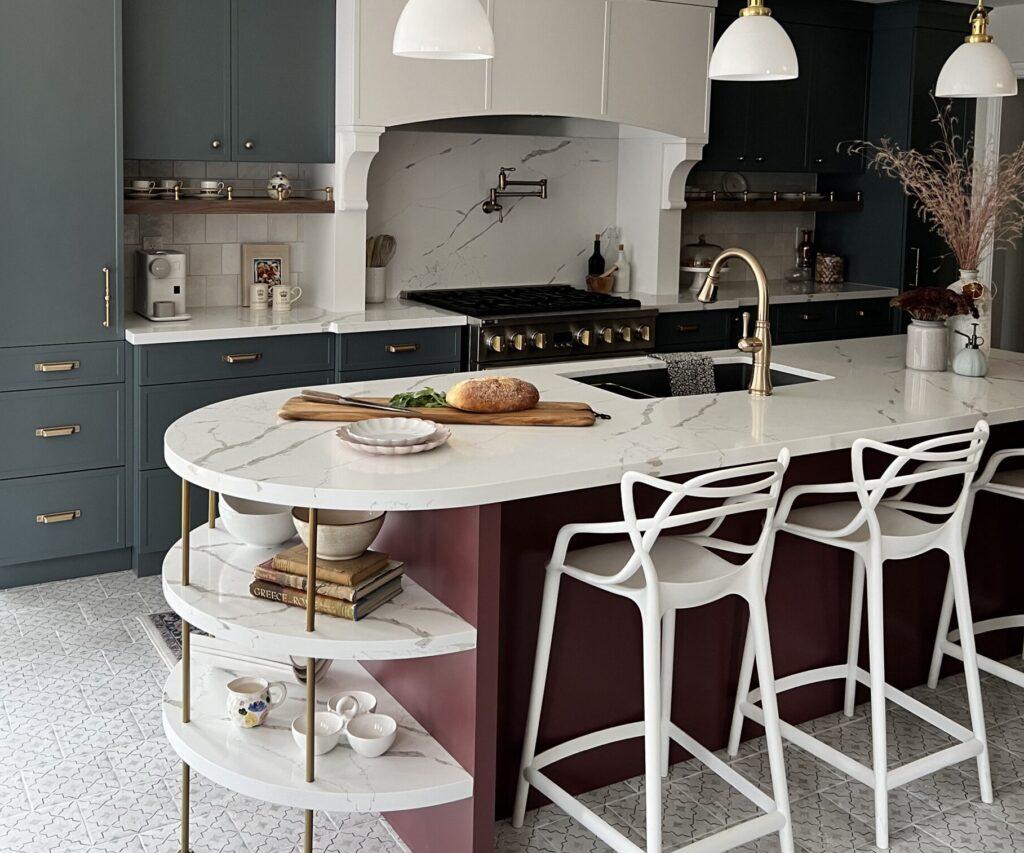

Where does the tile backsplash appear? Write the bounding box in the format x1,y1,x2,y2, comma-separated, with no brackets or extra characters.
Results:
124,160,306,309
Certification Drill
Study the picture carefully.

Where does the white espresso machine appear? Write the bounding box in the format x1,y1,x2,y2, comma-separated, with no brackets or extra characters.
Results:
135,250,191,321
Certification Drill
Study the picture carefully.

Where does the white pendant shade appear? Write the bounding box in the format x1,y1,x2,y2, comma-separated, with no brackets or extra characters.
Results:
936,41,1017,98
709,14,798,82
393,0,495,61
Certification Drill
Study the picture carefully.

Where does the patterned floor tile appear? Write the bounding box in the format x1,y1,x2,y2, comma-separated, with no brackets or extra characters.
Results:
495,816,611,853
986,745,1024,791
0,802,92,852
785,792,878,853
80,593,152,627
669,767,765,823
895,679,1024,732
21,754,117,810
138,804,248,853
819,779,941,834
106,738,179,789
913,801,1024,852
732,745,846,802
77,781,179,838
972,778,1024,831
604,785,729,850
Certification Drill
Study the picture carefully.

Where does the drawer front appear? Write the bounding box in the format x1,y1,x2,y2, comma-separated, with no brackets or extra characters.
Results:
136,467,211,555
337,361,462,383
656,310,733,352
338,327,462,372
836,299,894,334
134,334,334,386
0,342,124,392
0,385,125,480
0,468,126,567
774,303,838,342
136,370,334,471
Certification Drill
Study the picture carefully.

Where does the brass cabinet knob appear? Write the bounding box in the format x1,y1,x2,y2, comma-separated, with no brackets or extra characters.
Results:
487,334,505,353
531,332,547,350
510,333,525,352
600,327,614,344
211,138,222,150
244,139,255,151
637,325,651,343
619,326,632,343
575,329,592,347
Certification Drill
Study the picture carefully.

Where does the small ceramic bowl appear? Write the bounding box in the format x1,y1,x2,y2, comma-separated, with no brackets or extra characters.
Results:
219,495,295,547
327,690,377,717
345,418,436,447
346,713,397,758
292,509,386,560
291,711,345,756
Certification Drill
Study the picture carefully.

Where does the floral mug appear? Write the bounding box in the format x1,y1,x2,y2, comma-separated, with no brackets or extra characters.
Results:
226,676,288,728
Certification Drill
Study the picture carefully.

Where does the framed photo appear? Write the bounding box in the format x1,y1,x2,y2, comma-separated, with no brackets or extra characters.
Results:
241,244,290,305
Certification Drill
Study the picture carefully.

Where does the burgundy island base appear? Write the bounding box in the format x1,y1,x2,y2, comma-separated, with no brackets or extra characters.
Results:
162,337,1024,852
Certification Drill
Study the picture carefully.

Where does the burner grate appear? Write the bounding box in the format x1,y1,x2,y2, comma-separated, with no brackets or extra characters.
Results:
403,285,641,318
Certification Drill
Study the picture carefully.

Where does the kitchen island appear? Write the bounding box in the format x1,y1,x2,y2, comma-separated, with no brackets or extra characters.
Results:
163,335,1024,852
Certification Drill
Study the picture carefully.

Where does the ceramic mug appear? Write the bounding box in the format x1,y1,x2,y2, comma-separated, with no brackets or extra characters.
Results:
249,283,270,310
130,179,155,196
157,178,179,197
271,285,302,311
226,676,287,728
200,180,225,196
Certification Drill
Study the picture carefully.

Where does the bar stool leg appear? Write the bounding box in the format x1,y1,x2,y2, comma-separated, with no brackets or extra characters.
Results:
928,574,956,690
640,606,663,853
728,626,756,757
660,612,676,777
864,555,890,850
844,554,866,717
513,570,563,828
746,590,794,853
948,547,993,803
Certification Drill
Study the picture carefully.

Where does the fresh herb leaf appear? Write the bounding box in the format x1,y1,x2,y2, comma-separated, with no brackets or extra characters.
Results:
388,387,448,409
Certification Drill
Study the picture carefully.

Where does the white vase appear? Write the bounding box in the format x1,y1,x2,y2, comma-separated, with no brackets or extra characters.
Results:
906,319,948,371
947,269,992,362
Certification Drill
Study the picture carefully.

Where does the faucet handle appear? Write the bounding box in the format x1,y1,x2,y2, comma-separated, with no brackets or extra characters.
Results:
738,311,763,354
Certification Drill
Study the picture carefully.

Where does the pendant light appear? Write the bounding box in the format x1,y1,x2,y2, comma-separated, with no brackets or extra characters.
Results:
393,0,495,61
936,1,1017,99
709,0,798,82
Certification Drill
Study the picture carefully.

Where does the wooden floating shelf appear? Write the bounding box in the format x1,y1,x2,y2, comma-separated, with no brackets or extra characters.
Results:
684,199,863,213
124,197,335,214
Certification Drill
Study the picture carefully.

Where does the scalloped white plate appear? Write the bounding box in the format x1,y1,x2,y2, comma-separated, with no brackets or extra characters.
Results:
337,424,451,455
345,418,437,447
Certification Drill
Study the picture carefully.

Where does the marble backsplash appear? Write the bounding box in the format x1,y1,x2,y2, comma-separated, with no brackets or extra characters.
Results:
366,131,620,297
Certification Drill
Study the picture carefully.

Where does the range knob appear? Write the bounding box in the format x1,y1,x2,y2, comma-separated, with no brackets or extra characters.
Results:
637,324,651,343
599,327,614,344
487,334,506,353
619,326,633,343
531,332,547,350
510,333,526,352
575,329,592,347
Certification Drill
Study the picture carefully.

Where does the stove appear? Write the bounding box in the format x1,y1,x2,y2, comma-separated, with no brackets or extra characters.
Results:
402,285,658,368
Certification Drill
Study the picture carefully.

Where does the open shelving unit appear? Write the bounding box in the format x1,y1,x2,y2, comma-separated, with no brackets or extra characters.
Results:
124,197,335,215
684,198,863,214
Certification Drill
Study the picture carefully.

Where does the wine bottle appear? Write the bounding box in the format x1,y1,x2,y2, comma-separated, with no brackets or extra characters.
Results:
588,234,606,276
613,244,631,293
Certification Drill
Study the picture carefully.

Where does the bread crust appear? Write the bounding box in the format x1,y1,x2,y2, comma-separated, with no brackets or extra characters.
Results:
446,376,540,413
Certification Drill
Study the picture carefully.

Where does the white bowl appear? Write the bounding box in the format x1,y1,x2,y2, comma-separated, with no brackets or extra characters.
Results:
219,495,295,547
292,509,386,560
345,713,397,758
291,712,345,755
327,690,377,717
345,418,437,447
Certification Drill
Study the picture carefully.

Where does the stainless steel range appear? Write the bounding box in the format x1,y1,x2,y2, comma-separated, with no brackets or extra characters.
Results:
402,285,657,369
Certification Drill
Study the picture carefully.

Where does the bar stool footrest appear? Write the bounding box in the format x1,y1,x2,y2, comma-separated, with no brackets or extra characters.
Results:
941,639,1024,691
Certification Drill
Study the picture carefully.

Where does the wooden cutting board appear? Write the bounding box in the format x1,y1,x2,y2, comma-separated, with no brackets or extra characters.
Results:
277,397,601,427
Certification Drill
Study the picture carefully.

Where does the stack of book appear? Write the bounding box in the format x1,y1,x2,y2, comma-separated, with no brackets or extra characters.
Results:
249,545,404,621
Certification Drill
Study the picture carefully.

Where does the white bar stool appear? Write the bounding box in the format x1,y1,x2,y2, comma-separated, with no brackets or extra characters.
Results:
728,422,993,850
929,448,1024,689
513,452,794,853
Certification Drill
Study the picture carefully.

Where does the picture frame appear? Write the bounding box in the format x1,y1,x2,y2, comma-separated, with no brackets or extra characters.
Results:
241,243,291,306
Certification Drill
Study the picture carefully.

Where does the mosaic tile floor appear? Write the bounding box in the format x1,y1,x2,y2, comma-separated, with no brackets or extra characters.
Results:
4,571,1024,852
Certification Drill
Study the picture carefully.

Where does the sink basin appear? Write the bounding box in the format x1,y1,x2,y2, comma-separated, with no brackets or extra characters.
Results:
567,357,832,399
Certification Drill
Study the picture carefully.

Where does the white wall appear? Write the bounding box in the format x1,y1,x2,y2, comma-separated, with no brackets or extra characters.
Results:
993,5,1024,65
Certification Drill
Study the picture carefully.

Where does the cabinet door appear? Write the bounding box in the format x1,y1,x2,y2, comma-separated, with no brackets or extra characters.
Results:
806,27,870,173
700,82,750,171
233,0,335,162
356,0,487,126
605,0,713,138
123,0,231,161
0,0,122,347
490,0,605,118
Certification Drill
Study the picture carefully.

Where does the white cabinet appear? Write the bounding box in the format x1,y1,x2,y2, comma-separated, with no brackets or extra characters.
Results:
489,0,606,119
605,0,713,138
354,0,486,126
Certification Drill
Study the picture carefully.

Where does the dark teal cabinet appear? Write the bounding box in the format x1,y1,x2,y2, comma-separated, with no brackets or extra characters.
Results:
123,0,335,163
123,0,232,161
0,0,123,347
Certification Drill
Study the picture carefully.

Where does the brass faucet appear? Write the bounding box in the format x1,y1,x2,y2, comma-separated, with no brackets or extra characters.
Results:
697,248,774,397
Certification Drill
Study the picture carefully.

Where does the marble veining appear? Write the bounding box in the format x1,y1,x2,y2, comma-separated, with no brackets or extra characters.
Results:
162,659,473,813
638,281,899,313
164,336,1024,513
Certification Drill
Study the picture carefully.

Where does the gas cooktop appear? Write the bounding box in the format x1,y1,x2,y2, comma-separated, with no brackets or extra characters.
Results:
402,285,642,319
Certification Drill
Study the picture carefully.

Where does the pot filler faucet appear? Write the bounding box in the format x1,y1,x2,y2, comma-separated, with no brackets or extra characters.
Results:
697,248,774,397
482,166,548,222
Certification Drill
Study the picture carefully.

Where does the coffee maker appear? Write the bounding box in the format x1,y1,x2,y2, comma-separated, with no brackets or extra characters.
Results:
135,250,190,321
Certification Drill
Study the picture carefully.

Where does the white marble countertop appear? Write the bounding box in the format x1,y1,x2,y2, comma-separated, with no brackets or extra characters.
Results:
123,301,467,345
638,281,899,313
164,335,1024,512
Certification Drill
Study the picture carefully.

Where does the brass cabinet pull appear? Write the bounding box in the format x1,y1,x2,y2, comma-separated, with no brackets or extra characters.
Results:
34,360,80,373
677,324,700,333
102,266,111,328
385,344,419,354
222,353,261,364
35,425,81,438
36,510,81,524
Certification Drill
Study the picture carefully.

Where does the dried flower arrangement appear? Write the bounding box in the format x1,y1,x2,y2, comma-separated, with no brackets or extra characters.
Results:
847,102,1024,274
890,287,979,323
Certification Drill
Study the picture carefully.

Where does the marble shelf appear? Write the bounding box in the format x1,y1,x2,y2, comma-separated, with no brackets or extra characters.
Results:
162,522,477,660
162,658,473,812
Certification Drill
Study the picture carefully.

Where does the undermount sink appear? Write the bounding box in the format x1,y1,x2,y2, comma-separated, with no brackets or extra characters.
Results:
568,357,832,400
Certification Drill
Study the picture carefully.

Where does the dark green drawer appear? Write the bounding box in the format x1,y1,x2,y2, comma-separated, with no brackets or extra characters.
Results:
836,298,895,334
337,327,462,372
0,385,125,480
0,468,126,568
135,370,334,471
0,342,124,392
337,362,462,383
656,310,733,352
133,334,334,386
135,467,211,556
774,303,838,342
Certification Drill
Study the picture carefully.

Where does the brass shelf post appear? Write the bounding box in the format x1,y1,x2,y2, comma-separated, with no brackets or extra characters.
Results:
181,478,192,853
304,508,319,852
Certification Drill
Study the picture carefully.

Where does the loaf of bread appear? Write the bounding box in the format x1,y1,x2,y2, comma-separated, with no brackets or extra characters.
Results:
445,376,540,413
